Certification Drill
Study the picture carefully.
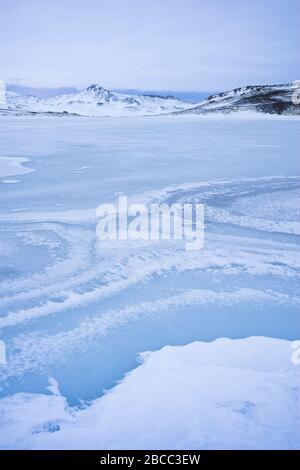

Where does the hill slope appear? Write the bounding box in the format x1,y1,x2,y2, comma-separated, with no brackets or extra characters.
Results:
176,83,300,115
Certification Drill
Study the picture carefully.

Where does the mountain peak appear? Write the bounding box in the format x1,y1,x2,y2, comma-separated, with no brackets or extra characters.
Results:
86,83,109,93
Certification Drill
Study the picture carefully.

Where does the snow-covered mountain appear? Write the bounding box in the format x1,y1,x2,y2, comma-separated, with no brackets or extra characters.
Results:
176,82,300,115
3,84,192,116
2,82,300,117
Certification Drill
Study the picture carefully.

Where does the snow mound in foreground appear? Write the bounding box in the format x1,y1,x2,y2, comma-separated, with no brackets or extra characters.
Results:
0,336,299,449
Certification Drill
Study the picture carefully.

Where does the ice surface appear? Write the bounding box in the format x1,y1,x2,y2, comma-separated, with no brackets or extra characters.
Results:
0,115,299,449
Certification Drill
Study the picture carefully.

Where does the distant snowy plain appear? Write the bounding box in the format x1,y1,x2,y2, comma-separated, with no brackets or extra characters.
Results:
0,114,299,449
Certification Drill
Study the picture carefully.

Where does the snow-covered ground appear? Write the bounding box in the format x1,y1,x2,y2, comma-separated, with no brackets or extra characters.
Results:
0,115,299,449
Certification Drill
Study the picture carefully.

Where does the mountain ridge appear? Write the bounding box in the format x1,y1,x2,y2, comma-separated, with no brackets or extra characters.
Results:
1,82,300,117
3,83,192,117
174,82,300,116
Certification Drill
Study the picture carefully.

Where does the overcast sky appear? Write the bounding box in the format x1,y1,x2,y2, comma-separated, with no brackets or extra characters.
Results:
1,0,299,91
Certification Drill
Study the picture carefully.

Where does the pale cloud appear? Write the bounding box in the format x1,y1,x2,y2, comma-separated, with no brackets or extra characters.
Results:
0,0,299,90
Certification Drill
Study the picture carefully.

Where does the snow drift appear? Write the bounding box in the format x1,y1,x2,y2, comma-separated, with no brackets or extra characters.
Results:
0,337,299,450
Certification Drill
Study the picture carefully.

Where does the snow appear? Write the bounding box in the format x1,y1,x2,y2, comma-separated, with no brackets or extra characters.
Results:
0,337,299,450
4,82,299,117
0,156,34,177
5,84,192,117
1,180,21,184
180,83,300,115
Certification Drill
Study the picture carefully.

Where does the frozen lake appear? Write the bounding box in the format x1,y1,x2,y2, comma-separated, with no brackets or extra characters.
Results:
0,115,299,409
